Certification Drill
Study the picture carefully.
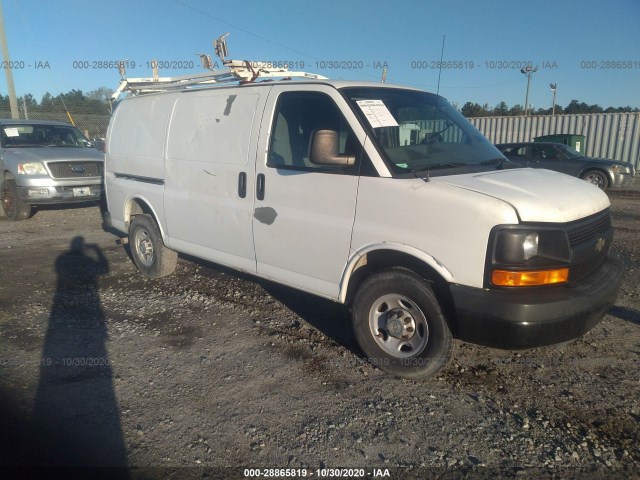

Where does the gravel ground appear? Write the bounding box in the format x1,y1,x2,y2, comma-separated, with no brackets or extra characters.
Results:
0,184,639,480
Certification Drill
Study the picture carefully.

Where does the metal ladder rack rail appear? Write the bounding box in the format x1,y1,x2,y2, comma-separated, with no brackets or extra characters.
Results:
111,59,329,101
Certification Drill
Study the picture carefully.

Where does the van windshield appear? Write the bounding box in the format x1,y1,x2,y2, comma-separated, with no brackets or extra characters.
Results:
342,87,515,176
1,124,93,148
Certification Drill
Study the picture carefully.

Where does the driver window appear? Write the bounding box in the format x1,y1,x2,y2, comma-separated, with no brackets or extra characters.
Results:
539,146,559,160
268,92,361,173
530,146,544,159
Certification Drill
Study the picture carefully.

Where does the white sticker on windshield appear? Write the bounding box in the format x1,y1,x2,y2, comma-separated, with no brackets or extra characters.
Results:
4,127,19,137
356,100,399,128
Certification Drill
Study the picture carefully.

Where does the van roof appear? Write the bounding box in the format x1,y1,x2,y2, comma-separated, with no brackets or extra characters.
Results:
118,79,428,101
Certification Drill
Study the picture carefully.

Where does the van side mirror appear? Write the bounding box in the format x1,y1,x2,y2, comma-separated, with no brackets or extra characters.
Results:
309,130,355,167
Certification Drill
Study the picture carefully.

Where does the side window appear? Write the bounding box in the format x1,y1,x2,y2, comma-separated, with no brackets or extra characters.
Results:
502,146,526,158
268,92,361,173
532,145,559,160
530,146,543,159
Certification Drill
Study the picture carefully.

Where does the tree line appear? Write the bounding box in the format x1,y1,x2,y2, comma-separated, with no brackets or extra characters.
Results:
458,100,640,118
0,88,112,116
0,89,638,119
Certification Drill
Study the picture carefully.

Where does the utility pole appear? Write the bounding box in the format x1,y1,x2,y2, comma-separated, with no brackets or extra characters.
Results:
550,83,557,115
0,0,19,119
520,65,538,116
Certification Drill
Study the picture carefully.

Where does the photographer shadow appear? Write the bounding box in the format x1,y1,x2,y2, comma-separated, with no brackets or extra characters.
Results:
181,253,358,352
31,236,129,475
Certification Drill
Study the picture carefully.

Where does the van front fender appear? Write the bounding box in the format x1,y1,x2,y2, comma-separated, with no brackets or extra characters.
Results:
339,243,454,303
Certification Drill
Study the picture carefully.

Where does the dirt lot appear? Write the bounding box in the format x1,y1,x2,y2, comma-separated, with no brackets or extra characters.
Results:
0,186,639,480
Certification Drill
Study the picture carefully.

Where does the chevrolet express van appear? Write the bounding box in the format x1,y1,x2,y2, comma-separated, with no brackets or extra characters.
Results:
104,80,623,379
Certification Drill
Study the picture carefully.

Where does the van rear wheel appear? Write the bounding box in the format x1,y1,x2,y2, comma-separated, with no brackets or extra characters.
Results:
352,268,454,379
129,214,177,278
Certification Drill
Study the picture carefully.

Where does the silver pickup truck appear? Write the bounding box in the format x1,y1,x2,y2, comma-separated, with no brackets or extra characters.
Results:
0,119,104,220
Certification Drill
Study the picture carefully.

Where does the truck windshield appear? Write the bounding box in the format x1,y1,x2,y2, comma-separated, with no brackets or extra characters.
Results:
1,124,93,148
342,87,514,176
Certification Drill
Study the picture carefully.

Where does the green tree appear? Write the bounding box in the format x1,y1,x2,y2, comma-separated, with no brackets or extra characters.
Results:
508,104,525,116
493,101,509,116
461,102,487,117
86,87,112,102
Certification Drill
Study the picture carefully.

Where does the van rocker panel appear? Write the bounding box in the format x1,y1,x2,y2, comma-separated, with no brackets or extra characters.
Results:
450,255,623,349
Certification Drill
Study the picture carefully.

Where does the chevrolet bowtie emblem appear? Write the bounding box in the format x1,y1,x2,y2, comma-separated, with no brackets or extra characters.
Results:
595,237,606,253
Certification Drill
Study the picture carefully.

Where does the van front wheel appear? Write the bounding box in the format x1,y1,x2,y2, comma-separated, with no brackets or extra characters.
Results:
352,268,454,379
129,214,177,278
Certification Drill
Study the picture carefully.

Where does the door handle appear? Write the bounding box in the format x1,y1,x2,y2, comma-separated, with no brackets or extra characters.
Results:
238,172,247,198
256,173,265,200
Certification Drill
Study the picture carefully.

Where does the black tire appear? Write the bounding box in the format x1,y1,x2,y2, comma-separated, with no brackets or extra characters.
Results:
129,214,177,278
580,170,609,190
352,268,454,380
1,179,32,220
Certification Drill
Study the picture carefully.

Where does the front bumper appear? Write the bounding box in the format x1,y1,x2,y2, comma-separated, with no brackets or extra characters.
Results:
450,255,623,349
17,182,102,204
611,172,635,188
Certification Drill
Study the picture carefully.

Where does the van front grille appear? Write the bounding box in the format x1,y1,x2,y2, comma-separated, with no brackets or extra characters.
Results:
567,211,611,246
570,250,609,283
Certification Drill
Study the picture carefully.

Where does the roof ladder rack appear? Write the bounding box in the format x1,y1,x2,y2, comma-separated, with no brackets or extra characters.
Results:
111,34,327,102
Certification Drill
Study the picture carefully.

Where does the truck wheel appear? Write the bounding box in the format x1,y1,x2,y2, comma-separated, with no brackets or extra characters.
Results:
1,179,32,220
129,214,177,278
580,170,609,190
352,268,454,380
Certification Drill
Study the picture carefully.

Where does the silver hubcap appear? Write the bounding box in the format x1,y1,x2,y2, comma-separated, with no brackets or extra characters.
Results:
134,228,154,267
369,294,429,358
584,173,604,188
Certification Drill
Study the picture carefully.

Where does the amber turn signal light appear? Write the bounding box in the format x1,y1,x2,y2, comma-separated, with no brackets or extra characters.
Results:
491,268,569,287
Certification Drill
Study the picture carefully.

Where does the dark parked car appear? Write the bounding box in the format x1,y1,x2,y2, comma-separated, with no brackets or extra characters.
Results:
495,142,635,190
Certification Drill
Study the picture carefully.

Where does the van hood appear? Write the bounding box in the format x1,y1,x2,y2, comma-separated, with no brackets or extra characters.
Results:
431,168,610,223
2,147,104,162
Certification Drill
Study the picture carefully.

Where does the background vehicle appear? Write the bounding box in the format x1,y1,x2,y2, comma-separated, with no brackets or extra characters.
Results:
495,141,635,190
0,120,104,220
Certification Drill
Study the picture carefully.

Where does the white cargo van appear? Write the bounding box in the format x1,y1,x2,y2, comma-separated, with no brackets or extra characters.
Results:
104,73,623,379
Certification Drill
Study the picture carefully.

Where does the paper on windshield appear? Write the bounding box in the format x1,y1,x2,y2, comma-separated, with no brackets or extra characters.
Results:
356,100,399,128
4,128,19,137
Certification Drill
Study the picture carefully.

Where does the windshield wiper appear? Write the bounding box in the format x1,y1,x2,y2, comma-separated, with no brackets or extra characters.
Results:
420,120,454,145
480,158,509,168
406,162,467,173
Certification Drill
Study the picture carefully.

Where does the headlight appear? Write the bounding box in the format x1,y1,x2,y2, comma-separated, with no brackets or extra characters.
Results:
17,162,47,175
489,227,570,287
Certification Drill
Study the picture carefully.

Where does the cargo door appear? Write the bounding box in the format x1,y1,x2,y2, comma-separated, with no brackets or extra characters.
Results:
164,89,266,273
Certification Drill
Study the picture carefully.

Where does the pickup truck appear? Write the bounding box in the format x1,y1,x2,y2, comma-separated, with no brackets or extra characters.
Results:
1,119,104,220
